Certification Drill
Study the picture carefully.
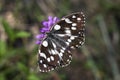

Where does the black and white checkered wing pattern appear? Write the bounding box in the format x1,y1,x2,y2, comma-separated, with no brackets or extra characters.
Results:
38,12,85,72
53,12,85,48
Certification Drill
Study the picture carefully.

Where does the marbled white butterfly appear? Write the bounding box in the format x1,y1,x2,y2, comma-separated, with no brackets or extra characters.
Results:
37,12,85,72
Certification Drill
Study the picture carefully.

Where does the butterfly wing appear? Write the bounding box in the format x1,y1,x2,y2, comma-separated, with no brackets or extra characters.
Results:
53,12,85,48
38,38,72,72
38,12,85,72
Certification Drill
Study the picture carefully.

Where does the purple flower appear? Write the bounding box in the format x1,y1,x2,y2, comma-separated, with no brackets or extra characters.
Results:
35,16,60,44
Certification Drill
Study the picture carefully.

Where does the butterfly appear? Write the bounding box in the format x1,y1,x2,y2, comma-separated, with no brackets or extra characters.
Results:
37,12,85,72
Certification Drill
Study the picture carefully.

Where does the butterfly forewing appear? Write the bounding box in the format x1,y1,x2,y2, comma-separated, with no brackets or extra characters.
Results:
38,12,85,72
53,12,85,48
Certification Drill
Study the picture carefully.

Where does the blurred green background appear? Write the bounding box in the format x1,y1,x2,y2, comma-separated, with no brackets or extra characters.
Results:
0,0,120,80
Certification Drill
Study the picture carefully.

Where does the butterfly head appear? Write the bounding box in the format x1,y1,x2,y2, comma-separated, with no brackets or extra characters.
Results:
35,16,60,44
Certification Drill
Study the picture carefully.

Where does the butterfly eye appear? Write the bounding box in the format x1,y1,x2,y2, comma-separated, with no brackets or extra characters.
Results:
36,12,85,72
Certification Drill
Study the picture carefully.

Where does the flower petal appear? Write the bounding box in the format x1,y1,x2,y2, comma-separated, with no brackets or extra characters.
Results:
35,40,41,44
36,34,45,39
40,28,49,32
48,20,53,28
48,16,53,20
53,17,59,23
42,21,48,27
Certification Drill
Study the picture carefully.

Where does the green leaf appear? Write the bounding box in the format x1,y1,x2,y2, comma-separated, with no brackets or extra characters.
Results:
15,31,31,38
17,62,28,74
0,74,5,80
2,19,15,42
28,74,40,80
0,40,7,57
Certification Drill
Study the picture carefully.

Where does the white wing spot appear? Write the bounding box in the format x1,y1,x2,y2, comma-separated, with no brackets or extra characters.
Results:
72,15,76,18
47,58,50,62
72,23,77,26
60,52,63,57
81,23,85,26
81,12,83,14
78,32,81,34
50,56,54,61
82,21,85,23
39,69,41,72
65,27,70,30
51,68,54,70
62,47,66,50
40,52,46,59
51,49,56,55
42,41,48,47
65,29,71,34
83,34,85,37
79,41,82,44
76,45,79,47
39,60,43,63
71,46,75,49
62,65,65,67
66,42,70,45
60,49,64,53
65,18,72,23
54,25,61,30
61,17,65,20
71,26,76,30
38,50,41,53
67,39,71,42
57,34,65,37
81,42,84,45
68,50,71,53
67,59,70,62
57,61,60,64
69,55,72,58
77,18,81,21
43,64,47,68
83,14,85,17
70,36,75,40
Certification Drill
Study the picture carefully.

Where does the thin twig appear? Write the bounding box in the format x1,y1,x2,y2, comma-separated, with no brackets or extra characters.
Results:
97,15,120,80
